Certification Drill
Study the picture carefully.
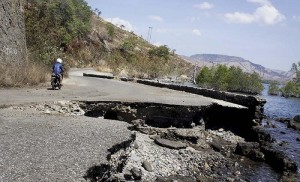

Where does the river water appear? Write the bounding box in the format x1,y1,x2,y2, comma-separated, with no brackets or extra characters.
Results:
262,84,300,118
261,84,300,180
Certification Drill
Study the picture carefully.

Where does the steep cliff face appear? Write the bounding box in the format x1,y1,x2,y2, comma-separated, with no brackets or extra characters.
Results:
0,0,26,64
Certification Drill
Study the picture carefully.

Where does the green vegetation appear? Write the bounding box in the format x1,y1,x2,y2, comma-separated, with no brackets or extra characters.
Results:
119,36,138,58
148,45,170,60
104,35,190,78
9,0,192,87
196,65,263,94
106,24,115,41
268,81,280,95
280,62,300,97
25,0,92,65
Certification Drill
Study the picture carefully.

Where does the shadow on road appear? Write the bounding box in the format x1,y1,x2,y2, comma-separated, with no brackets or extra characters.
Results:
83,164,111,182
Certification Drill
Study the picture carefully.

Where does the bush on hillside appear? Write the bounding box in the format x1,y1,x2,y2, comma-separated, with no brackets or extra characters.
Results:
106,23,115,41
148,45,170,60
120,37,138,54
25,0,92,65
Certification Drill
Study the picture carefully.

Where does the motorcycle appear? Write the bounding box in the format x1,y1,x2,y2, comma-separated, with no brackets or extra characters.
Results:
51,73,62,90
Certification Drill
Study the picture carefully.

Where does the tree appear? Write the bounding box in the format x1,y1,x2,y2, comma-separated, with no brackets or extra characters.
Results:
94,8,101,16
211,65,228,90
282,81,296,97
291,61,300,83
268,81,280,95
196,66,213,88
195,65,263,94
281,62,300,97
248,72,264,94
226,66,243,91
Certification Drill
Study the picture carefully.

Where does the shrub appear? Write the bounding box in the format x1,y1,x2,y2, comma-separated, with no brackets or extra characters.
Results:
106,24,115,41
148,45,170,60
25,0,92,65
196,65,263,94
268,81,280,95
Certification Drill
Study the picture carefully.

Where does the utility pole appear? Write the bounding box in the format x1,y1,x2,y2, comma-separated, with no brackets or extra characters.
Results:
147,27,153,43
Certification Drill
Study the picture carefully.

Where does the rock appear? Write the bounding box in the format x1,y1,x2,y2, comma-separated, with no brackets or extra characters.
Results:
261,145,298,174
131,119,145,126
297,137,300,142
235,142,264,161
156,175,196,182
293,115,300,123
195,175,214,182
132,141,139,149
149,135,160,140
57,100,68,107
275,118,291,123
208,141,222,152
287,120,300,131
131,167,142,180
174,129,200,142
154,138,187,149
0,0,27,65
226,177,235,182
234,171,241,176
142,160,153,172
204,162,210,170
251,126,275,142
44,109,51,114
235,142,259,155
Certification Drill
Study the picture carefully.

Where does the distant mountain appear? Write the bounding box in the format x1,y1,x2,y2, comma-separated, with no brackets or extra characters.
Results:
182,54,294,82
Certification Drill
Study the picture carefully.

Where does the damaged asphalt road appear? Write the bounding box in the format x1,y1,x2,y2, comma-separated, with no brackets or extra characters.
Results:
0,107,131,182
0,68,246,181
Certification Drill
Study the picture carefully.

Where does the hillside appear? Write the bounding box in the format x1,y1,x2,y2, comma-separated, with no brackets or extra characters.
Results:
182,54,294,82
24,0,193,82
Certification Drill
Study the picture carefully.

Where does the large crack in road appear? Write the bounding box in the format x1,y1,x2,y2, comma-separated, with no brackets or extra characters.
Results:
0,69,296,181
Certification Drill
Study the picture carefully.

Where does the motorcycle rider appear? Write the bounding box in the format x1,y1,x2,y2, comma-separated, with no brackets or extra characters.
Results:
52,58,64,85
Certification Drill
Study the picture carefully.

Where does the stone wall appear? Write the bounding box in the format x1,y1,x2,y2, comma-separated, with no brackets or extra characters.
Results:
0,0,26,64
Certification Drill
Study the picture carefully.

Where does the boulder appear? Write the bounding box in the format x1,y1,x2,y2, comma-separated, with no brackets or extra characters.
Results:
293,115,300,123
174,129,200,143
235,142,264,161
131,167,142,180
261,145,298,175
154,138,187,149
287,120,300,131
142,160,153,172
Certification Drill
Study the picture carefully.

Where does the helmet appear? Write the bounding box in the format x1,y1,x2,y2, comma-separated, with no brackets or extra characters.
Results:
56,58,63,64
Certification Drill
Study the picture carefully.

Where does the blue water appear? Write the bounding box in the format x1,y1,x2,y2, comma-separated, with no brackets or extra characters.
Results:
261,84,300,179
262,84,300,118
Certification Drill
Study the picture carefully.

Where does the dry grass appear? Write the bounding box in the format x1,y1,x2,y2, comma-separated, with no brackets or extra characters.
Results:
0,62,50,87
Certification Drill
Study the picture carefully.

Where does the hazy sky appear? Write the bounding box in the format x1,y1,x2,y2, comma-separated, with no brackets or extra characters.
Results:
85,0,300,71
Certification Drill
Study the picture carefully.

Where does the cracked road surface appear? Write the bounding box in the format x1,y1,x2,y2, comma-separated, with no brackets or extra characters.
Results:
0,68,243,181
